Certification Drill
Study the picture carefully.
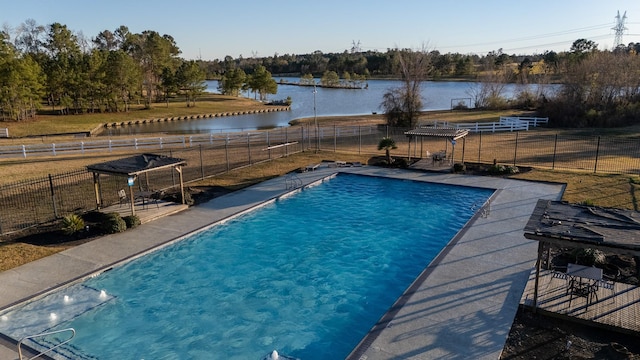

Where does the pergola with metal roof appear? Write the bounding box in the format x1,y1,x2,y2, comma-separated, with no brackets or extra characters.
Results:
404,127,469,162
524,199,640,309
87,153,187,216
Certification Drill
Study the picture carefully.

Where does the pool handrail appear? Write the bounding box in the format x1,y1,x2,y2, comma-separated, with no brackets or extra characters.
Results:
17,327,76,360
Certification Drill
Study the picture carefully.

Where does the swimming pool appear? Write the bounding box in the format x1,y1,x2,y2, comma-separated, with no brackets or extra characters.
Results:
0,174,492,359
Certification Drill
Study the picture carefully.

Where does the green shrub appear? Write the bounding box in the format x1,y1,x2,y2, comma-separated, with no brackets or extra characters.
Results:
488,163,519,175
100,213,127,234
580,199,595,206
61,214,85,236
123,215,141,229
182,191,194,206
393,157,408,168
453,163,466,173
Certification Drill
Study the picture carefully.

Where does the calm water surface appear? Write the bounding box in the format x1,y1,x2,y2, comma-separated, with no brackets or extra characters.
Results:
98,78,556,136
0,174,492,359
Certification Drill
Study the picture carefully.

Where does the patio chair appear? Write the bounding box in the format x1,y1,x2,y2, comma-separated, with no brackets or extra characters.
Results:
149,190,164,208
118,189,128,207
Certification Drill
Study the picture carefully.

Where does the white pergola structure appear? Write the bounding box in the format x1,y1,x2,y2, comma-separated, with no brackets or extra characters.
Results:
404,127,469,162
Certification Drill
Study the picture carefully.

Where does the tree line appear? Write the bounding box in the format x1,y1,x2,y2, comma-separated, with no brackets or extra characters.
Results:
374,40,640,128
0,20,210,121
2,18,640,128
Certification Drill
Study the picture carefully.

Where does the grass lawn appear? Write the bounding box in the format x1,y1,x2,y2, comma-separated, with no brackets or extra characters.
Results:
1,150,637,272
1,93,273,139
2,106,640,271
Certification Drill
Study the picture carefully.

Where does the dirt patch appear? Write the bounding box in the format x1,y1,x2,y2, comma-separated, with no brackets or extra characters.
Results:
502,308,640,359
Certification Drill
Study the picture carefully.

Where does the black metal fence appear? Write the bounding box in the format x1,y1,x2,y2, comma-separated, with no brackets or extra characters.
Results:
2,124,640,235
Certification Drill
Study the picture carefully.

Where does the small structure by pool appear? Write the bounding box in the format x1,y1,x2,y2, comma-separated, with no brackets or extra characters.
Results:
87,154,187,216
522,200,640,334
404,127,469,164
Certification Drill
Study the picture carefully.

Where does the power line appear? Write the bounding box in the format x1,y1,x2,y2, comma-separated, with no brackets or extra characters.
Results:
438,23,613,50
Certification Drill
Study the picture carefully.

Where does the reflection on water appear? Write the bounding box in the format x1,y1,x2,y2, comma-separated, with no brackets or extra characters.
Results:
96,79,557,136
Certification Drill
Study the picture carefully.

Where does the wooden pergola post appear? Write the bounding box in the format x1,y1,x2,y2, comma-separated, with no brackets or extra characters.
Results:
176,166,185,205
92,173,101,209
533,241,544,312
129,178,136,216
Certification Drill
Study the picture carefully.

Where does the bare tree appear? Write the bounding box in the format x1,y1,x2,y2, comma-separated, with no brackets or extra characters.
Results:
380,46,432,127
541,50,640,127
467,49,513,109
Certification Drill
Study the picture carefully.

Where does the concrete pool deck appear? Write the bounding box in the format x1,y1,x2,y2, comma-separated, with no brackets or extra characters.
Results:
0,166,564,359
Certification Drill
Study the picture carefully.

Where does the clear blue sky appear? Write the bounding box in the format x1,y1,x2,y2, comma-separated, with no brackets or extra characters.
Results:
2,0,640,60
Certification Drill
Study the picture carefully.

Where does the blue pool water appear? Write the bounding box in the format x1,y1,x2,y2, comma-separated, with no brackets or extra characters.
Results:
2,174,492,359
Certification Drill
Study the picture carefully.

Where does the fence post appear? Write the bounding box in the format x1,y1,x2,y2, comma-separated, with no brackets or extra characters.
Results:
22,145,26,158
300,126,304,153
134,139,138,150
165,149,174,187
513,132,519,167
52,143,56,156
160,138,163,150
199,145,205,180
461,136,466,164
225,135,230,171
80,141,84,154
552,134,557,170
594,136,601,173
247,133,251,165
478,132,482,163
267,131,271,160
48,174,59,219
108,140,112,152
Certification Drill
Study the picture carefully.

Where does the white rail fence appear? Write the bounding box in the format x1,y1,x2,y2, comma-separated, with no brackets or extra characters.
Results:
0,128,8,138
427,116,549,133
0,133,270,159
0,125,381,159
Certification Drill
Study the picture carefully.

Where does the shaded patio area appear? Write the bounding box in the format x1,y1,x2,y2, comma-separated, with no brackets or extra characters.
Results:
520,269,640,334
521,200,640,335
86,153,187,217
98,199,189,224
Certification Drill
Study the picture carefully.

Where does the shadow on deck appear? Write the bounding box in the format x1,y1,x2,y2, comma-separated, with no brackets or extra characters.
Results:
520,269,640,335
409,158,453,172
99,199,189,224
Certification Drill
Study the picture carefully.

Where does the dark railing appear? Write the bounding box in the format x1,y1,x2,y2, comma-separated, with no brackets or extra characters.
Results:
1,125,639,236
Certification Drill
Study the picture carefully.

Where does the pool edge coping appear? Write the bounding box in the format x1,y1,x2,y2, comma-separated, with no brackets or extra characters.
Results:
0,167,566,359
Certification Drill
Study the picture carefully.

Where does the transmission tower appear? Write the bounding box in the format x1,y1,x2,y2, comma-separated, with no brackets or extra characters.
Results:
351,40,361,53
612,10,628,47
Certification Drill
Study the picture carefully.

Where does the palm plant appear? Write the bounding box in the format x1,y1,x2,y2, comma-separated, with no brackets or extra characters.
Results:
61,214,85,236
378,137,397,164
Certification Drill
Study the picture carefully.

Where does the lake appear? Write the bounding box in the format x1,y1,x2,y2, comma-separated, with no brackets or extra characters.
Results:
97,78,555,136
